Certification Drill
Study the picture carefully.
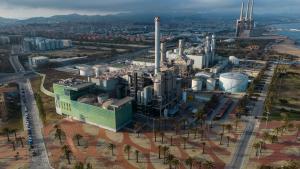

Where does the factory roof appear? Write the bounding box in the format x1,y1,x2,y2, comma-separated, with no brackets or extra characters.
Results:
56,78,95,91
111,97,134,108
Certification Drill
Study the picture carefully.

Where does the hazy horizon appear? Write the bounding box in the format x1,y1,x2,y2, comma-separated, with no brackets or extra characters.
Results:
0,0,300,19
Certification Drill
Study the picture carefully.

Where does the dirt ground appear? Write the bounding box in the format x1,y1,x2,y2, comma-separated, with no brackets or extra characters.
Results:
271,38,300,60
42,110,245,169
0,131,30,169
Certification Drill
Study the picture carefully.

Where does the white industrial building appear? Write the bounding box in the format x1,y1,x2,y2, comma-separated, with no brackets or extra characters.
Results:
219,72,249,93
29,56,49,68
229,56,240,65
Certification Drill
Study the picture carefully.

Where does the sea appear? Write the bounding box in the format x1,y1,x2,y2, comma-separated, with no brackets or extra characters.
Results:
272,22,300,47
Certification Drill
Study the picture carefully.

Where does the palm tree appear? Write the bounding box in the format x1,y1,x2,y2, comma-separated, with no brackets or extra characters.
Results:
203,160,214,169
202,142,206,154
165,154,175,169
17,137,24,148
174,123,180,135
262,131,270,142
172,158,180,169
74,134,83,146
219,133,224,145
3,128,11,142
11,141,16,151
160,132,164,144
182,137,188,149
274,127,281,136
158,145,162,159
269,135,278,144
124,144,131,160
226,136,230,147
134,123,142,137
170,136,173,146
107,143,115,156
55,128,63,145
221,124,226,134
162,146,170,163
193,128,198,139
185,157,194,169
11,129,17,140
253,142,260,157
234,118,241,131
61,145,72,164
74,162,84,169
86,163,92,169
199,129,204,140
225,124,233,134
135,150,139,163
154,131,157,142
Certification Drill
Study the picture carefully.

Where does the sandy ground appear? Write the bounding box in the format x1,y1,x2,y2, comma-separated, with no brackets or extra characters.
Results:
271,38,300,60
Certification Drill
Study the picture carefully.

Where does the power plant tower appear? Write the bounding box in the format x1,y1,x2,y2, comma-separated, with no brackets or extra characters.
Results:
178,39,184,57
211,34,216,65
205,36,211,67
154,17,161,75
160,42,166,65
236,0,255,37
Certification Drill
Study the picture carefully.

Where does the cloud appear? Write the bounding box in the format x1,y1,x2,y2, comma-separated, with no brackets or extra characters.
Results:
0,0,299,19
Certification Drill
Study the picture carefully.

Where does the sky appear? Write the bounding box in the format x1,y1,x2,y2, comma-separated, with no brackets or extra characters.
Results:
0,0,299,19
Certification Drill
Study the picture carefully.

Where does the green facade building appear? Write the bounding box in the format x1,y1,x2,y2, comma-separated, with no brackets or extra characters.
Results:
53,80,133,132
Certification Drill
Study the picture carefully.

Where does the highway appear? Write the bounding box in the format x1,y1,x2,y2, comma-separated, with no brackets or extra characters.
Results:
226,63,275,169
9,55,53,169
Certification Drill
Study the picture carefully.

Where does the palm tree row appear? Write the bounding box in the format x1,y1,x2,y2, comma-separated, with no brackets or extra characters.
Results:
185,156,215,169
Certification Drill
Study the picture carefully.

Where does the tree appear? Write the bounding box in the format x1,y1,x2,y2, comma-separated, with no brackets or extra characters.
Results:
182,137,188,149
202,142,206,154
172,158,180,169
225,124,233,134
165,154,175,169
262,131,270,142
269,135,278,144
124,144,131,160
55,128,63,145
74,162,84,169
154,131,157,142
219,133,224,145
160,132,164,144
74,134,83,146
170,136,173,146
162,146,170,163
3,128,11,142
221,124,226,134
203,160,214,169
135,150,139,163
17,137,24,148
134,123,142,138
234,118,241,131
11,129,17,140
86,163,92,169
107,143,115,156
226,136,230,147
158,145,162,159
185,157,194,169
61,145,72,164
253,142,260,157
11,141,16,151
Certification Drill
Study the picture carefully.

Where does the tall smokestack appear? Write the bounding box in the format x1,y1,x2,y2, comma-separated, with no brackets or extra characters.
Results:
178,39,184,56
249,0,254,20
154,17,161,75
160,42,166,65
240,2,244,20
211,34,216,64
245,0,251,20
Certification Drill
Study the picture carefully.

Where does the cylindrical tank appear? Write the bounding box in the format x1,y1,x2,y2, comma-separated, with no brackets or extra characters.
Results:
192,78,203,91
206,78,216,91
143,86,153,105
79,66,94,77
93,65,102,77
154,73,165,97
219,72,249,93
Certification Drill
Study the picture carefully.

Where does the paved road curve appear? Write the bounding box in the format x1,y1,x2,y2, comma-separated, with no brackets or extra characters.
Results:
9,55,53,169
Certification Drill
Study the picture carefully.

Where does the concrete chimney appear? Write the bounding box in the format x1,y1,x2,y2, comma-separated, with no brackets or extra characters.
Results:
160,42,166,65
245,0,251,20
211,34,216,64
240,2,244,20
154,16,161,75
250,0,254,20
178,39,184,56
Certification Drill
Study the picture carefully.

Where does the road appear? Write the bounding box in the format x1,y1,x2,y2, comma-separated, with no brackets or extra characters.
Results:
9,55,53,169
227,63,275,169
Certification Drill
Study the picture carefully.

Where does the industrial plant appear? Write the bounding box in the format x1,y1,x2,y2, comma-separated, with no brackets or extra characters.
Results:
236,0,255,37
51,16,266,132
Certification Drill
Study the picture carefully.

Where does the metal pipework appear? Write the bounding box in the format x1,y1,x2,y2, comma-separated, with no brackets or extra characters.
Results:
154,16,161,75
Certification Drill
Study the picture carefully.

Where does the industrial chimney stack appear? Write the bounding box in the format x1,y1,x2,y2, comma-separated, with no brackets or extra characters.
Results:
160,42,166,65
178,39,184,57
154,17,161,75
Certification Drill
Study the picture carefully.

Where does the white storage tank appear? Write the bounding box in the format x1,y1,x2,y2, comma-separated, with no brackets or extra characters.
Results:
192,78,203,92
79,66,94,77
219,72,248,93
206,78,216,91
229,56,239,65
